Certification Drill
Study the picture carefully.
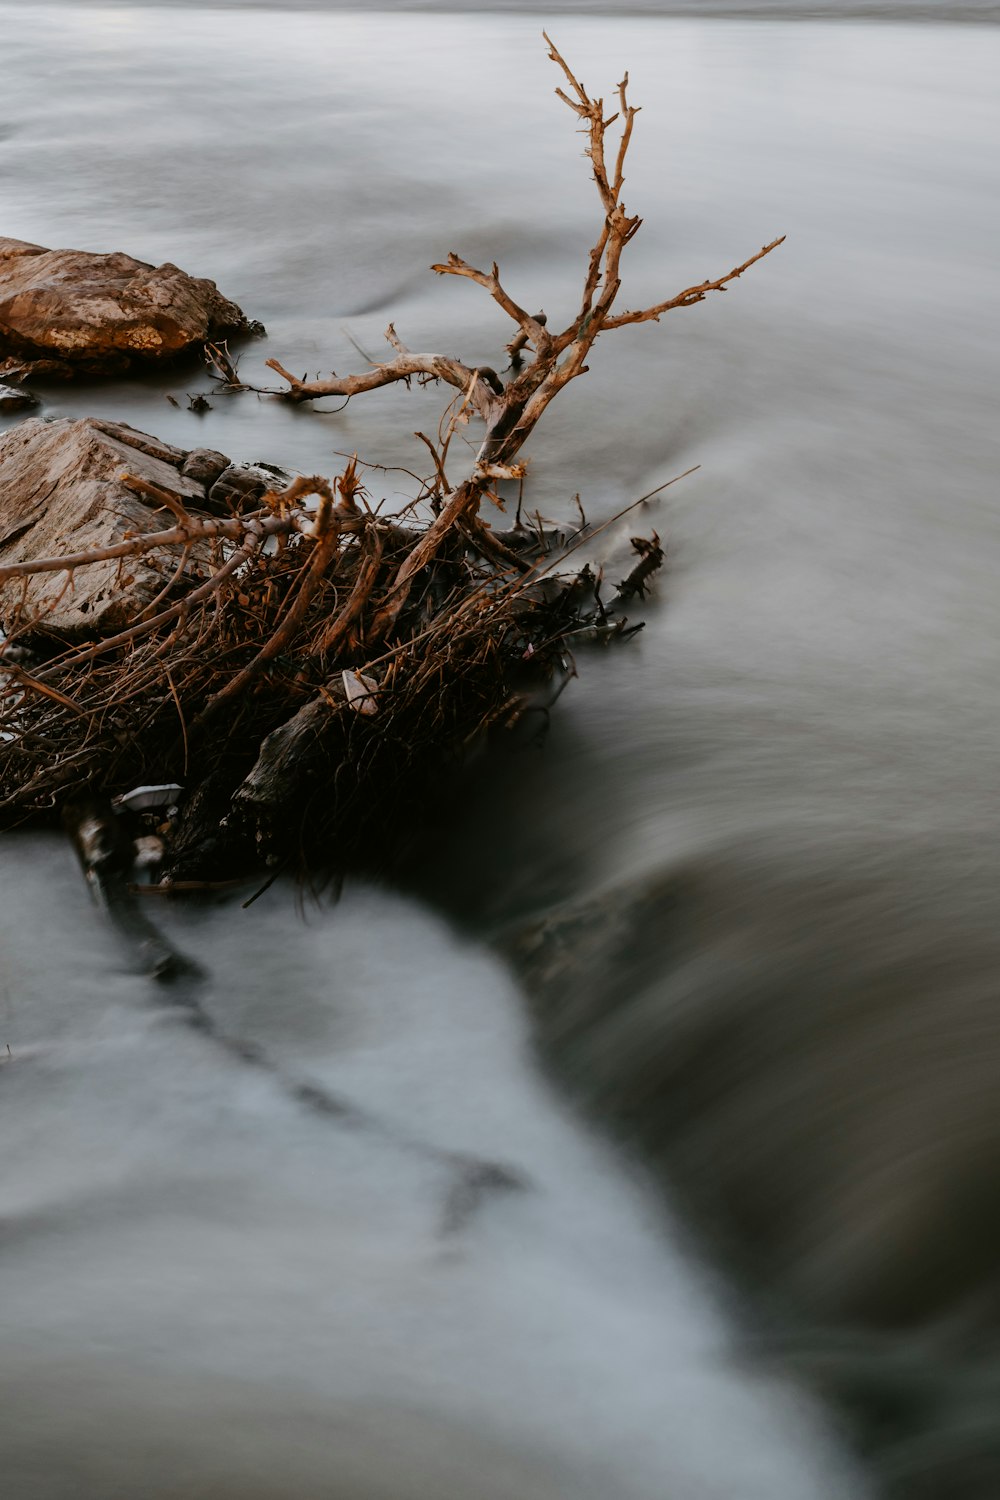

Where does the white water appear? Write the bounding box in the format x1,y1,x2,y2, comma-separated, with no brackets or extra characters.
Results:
2,4,999,1495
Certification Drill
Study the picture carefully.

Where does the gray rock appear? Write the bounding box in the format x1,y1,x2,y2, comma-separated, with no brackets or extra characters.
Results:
207,460,289,515
0,236,250,377
181,447,231,487
0,416,207,638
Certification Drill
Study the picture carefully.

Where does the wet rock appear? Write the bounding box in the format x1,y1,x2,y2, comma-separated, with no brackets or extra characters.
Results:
0,237,250,378
0,383,38,413
181,447,231,487
0,416,207,638
207,460,290,515
0,356,69,384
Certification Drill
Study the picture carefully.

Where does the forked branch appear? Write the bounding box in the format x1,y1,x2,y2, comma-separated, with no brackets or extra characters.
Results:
430,253,552,357
263,36,783,525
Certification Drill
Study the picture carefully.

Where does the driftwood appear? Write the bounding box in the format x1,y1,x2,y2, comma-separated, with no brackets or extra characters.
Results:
264,38,782,470
0,40,781,886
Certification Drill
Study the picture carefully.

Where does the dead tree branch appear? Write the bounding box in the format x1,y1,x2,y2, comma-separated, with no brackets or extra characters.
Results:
429,254,553,358
265,343,501,423
264,34,783,532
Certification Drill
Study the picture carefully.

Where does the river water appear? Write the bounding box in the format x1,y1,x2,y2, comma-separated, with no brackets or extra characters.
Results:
2,4,999,1497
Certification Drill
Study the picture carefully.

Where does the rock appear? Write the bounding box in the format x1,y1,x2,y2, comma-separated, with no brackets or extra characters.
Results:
181,447,231,487
207,460,289,515
0,356,67,383
0,382,38,413
0,237,251,378
0,416,207,638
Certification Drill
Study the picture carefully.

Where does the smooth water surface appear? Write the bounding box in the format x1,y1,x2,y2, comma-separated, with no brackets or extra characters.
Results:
2,4,999,1495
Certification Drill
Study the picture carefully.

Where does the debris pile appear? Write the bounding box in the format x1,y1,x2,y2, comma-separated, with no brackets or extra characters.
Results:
0,37,780,886
0,418,659,882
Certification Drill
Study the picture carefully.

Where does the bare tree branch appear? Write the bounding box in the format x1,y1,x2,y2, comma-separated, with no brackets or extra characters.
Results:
602,236,787,328
33,525,267,679
190,498,342,735
430,254,552,356
262,35,784,530
0,517,244,583
265,342,500,422
371,479,481,641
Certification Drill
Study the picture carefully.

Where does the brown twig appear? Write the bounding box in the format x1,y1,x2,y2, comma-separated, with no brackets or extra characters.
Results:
430,255,551,357
265,343,500,421
602,237,786,328
35,525,266,679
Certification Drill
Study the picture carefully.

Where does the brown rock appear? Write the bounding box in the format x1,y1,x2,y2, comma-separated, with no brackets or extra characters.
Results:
0,237,251,377
0,416,208,638
0,382,38,412
180,447,231,487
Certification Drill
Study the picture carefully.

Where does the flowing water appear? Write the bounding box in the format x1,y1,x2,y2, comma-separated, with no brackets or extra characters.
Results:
2,4,999,1496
